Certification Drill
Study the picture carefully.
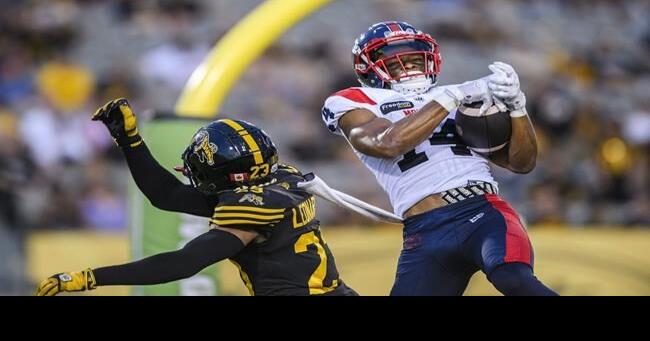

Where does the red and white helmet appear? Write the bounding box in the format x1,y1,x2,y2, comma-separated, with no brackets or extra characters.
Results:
352,21,442,95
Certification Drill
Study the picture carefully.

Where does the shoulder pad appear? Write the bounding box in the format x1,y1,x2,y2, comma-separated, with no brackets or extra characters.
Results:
277,164,302,175
330,87,377,105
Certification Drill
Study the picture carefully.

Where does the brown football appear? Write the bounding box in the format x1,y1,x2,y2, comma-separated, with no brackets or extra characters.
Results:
455,101,511,155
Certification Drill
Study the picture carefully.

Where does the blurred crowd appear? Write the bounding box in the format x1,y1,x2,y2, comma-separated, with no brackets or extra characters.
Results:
0,0,648,239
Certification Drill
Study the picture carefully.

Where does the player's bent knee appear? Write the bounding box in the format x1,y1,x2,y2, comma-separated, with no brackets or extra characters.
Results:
488,263,558,296
488,264,527,293
488,263,535,294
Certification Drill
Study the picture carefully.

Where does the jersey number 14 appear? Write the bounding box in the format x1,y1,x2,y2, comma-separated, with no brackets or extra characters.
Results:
397,119,471,172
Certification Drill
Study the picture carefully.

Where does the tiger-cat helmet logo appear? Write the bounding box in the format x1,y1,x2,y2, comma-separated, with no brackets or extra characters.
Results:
192,130,218,166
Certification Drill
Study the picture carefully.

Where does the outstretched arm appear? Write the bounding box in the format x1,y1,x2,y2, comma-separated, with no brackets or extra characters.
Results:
92,98,213,216
123,142,214,216
35,227,257,295
92,227,254,286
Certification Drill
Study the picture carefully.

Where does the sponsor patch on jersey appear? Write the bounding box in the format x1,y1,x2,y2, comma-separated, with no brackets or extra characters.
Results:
380,100,414,115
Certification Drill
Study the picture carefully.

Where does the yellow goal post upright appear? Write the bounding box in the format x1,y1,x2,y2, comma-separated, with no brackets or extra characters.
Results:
175,0,334,117
131,0,333,296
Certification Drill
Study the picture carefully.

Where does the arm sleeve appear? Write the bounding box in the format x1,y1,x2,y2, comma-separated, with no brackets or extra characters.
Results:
122,142,213,217
92,229,245,286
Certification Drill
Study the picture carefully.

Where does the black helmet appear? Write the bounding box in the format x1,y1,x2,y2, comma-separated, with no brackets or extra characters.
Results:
181,119,279,194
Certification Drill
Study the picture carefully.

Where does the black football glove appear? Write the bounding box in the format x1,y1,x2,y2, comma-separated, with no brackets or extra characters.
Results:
92,98,143,148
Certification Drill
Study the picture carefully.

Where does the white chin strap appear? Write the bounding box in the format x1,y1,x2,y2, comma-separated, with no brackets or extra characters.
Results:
391,72,433,95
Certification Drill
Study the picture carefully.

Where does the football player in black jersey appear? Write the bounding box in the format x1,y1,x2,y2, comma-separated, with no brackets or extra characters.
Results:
36,98,357,296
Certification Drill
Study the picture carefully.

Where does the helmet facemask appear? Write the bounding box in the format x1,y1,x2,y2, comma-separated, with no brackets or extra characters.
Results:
181,146,232,194
355,33,441,95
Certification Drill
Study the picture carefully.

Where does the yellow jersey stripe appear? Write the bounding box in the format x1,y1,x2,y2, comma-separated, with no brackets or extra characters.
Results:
210,219,280,226
213,212,285,220
230,260,254,296
215,205,285,214
221,119,264,164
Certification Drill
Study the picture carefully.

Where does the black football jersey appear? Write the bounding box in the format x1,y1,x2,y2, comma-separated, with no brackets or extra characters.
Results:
211,165,354,296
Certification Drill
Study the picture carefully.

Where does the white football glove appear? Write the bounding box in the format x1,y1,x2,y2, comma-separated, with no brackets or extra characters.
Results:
488,61,527,117
437,77,493,116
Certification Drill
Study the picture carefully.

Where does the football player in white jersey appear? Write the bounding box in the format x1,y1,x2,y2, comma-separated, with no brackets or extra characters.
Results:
321,21,557,295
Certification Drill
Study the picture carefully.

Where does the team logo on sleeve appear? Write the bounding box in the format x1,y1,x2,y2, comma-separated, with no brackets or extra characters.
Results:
238,193,265,206
321,107,337,132
380,101,414,115
192,130,218,165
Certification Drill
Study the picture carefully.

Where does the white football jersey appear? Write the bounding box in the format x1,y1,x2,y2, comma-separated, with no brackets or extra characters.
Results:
322,86,497,217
